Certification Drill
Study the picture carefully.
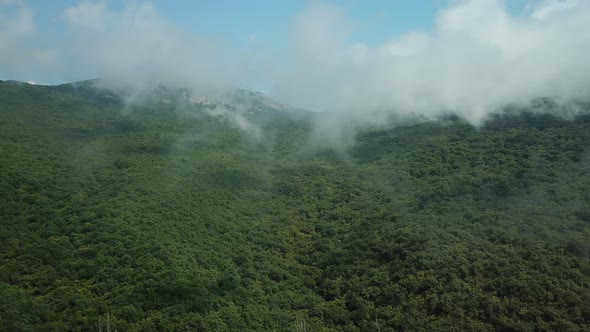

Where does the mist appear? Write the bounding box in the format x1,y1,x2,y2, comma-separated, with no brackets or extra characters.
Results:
274,0,590,124
1,0,590,125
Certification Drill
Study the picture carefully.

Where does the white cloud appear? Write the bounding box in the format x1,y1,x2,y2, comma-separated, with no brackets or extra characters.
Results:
59,1,243,93
532,0,578,20
380,32,431,57
1,0,589,125
0,0,60,81
63,1,107,30
0,0,34,70
269,0,590,124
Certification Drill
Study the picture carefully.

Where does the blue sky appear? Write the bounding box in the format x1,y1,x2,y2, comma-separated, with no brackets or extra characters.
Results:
20,0,530,50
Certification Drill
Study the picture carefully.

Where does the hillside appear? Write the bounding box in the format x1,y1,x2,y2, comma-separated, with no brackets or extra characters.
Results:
1,80,589,331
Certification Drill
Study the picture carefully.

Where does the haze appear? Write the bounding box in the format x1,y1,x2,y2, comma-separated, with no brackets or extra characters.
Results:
1,0,589,124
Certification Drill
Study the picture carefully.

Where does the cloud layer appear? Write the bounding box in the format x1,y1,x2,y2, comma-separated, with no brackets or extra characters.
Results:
273,0,590,123
1,0,590,123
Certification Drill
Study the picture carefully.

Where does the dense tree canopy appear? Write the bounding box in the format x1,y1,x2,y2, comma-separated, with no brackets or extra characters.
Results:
1,80,589,331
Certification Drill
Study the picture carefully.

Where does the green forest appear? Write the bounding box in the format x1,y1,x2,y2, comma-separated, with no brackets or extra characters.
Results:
1,80,589,331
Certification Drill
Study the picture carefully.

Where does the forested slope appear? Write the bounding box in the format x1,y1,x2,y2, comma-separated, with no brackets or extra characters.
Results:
1,80,589,331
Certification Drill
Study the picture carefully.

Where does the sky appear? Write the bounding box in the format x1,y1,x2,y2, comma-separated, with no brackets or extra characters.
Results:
16,1,448,47
0,0,451,84
1,0,589,123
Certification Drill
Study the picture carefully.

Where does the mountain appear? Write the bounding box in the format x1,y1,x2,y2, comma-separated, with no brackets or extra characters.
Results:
52,79,289,114
1,79,589,331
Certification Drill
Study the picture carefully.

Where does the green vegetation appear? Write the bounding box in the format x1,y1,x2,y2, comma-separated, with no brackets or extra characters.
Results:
1,80,589,331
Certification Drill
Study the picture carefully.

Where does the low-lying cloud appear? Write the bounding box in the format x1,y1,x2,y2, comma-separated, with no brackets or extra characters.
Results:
274,0,590,123
1,0,590,124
